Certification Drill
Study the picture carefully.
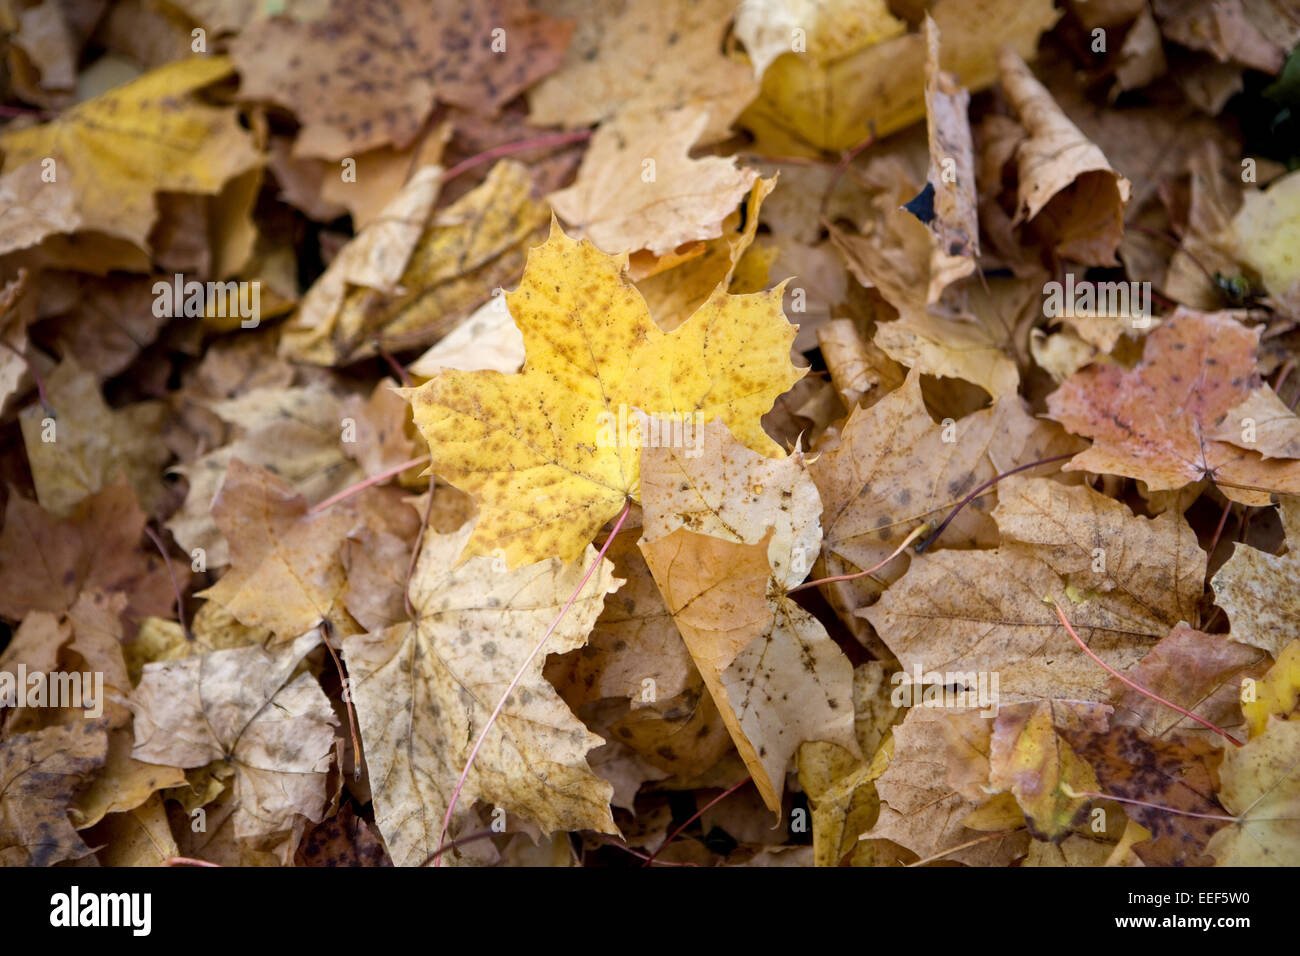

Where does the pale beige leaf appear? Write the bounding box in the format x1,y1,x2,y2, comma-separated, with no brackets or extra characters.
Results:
341,522,620,866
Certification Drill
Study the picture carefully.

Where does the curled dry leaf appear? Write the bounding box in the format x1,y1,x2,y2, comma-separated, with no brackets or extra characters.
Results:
913,16,979,303
998,47,1131,265
281,159,550,365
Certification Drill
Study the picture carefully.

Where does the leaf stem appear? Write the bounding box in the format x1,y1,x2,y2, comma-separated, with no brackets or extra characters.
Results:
442,130,592,185
903,828,1022,867
1046,598,1243,747
143,525,192,640
643,776,751,866
307,455,429,514
417,828,499,867
1061,785,1237,822
916,453,1075,554
788,523,927,594
434,499,633,865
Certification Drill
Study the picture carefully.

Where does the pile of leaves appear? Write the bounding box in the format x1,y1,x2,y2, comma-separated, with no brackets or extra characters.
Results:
1,0,1299,868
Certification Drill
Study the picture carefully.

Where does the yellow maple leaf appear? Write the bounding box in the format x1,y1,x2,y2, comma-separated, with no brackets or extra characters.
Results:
0,56,261,252
407,221,803,567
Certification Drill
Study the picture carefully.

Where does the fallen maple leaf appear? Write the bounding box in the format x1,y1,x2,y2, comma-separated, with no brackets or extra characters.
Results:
638,422,857,811
0,481,181,622
1067,723,1227,866
407,220,802,567
167,381,367,569
0,719,108,866
1047,308,1300,505
0,56,260,252
1205,716,1300,865
198,459,412,640
1109,622,1266,741
548,105,758,257
1212,498,1300,658
18,356,170,516
1242,640,1300,736
1225,168,1300,299
231,0,572,158
810,370,1079,653
130,630,337,843
865,476,1206,701
989,699,1109,842
528,0,757,146
546,527,695,706
340,520,621,866
864,707,1030,865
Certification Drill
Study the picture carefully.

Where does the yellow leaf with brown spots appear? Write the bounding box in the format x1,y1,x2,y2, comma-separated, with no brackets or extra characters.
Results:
406,220,803,567
0,56,260,252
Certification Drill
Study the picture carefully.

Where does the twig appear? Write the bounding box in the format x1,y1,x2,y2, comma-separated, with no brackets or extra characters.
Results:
373,340,413,387
819,128,875,217
1061,785,1236,822
1205,499,1235,580
417,828,499,867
